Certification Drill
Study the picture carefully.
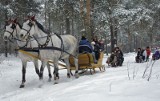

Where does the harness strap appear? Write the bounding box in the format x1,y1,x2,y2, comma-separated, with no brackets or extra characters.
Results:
17,46,77,58
38,46,77,59
54,33,64,59
18,47,39,52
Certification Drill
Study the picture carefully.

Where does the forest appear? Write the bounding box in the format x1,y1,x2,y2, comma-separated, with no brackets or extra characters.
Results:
0,0,160,55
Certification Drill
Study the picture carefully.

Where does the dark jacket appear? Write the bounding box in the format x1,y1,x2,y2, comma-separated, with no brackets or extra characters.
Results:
79,39,93,53
137,51,141,57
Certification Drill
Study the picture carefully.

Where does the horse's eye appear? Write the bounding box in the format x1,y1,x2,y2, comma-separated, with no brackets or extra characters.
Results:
28,22,33,27
11,24,16,29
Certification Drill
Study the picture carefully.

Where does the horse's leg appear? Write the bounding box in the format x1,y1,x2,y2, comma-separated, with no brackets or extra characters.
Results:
74,58,79,78
34,60,40,77
38,61,47,87
20,61,27,88
39,61,47,80
64,58,71,78
47,62,52,81
53,62,59,84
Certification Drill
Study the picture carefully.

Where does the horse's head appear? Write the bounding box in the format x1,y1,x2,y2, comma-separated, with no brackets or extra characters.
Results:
19,16,36,40
3,18,21,41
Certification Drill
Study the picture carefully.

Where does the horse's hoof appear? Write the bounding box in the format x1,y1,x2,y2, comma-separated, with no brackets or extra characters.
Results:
54,82,58,85
54,80,58,84
67,73,71,78
75,73,79,78
54,76,59,80
19,85,25,88
54,77,59,84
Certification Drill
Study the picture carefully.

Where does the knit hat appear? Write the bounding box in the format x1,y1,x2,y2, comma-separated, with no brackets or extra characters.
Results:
91,41,95,45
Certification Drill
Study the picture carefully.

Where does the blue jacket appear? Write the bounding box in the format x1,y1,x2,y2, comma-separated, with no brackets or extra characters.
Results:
79,39,93,52
154,50,160,58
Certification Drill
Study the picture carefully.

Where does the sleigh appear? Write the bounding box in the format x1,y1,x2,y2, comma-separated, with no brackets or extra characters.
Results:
69,52,105,74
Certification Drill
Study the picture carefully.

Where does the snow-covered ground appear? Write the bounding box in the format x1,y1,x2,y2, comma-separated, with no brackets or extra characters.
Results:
0,53,160,101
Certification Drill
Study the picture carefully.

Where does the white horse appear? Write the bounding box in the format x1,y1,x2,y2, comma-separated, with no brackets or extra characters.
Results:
19,16,79,84
3,19,52,88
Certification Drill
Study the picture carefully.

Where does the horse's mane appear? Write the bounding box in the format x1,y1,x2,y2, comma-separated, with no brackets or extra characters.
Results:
35,20,50,34
4,23,8,29
16,22,22,29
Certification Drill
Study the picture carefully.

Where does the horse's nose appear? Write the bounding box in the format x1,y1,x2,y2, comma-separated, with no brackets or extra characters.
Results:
20,34,24,38
3,36,8,40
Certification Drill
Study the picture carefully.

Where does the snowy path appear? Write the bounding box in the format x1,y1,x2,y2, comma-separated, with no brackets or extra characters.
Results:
0,53,160,101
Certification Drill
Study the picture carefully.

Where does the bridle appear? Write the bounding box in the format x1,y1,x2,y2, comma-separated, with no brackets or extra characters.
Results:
4,25,15,40
4,23,30,48
21,20,33,40
21,20,51,48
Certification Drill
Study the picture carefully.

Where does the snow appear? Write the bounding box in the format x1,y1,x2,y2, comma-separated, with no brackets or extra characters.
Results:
0,53,160,101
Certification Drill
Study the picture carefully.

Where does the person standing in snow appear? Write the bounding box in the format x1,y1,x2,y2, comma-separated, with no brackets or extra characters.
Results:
145,46,151,62
135,48,142,63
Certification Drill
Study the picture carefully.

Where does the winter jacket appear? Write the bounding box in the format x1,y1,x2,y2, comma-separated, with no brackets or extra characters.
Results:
79,39,93,53
146,49,151,56
137,51,141,57
143,50,147,56
153,50,160,58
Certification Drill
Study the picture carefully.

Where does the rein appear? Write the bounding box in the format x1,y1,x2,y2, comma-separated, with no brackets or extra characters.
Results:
21,26,32,39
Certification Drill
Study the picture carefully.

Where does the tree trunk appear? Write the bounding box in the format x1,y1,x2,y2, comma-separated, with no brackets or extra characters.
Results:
66,18,70,34
4,9,8,57
65,1,70,35
80,0,85,29
44,0,47,28
127,26,132,52
48,12,51,31
110,24,114,52
86,0,91,41
114,19,118,47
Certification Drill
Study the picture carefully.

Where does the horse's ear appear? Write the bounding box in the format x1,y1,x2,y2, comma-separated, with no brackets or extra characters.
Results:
13,18,17,23
31,15,35,21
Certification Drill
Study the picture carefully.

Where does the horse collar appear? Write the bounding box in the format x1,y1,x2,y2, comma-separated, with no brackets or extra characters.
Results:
38,34,51,48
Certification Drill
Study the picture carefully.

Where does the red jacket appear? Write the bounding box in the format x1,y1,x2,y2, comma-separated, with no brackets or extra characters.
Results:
146,49,151,56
